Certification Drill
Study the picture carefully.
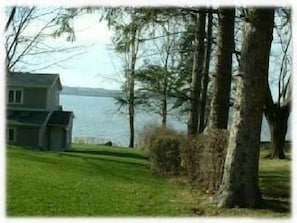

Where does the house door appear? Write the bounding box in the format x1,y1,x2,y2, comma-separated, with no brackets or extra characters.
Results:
49,127,65,151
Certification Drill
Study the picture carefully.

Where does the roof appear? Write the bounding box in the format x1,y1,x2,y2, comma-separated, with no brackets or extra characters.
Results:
47,111,74,127
7,110,50,125
7,72,62,89
7,110,73,127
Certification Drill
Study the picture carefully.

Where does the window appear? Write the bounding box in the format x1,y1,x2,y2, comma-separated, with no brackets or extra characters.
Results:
8,128,16,142
8,89,23,104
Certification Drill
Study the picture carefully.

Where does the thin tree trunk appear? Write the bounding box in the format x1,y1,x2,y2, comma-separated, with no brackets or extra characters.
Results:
207,8,235,130
128,27,137,148
199,9,213,133
218,8,274,208
188,10,206,136
162,82,167,126
5,7,16,31
162,38,170,127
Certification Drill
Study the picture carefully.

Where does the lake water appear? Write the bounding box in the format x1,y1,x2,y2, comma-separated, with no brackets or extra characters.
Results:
60,94,187,146
60,94,291,147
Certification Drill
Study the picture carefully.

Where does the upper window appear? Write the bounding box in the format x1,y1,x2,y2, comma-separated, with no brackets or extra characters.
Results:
8,89,23,104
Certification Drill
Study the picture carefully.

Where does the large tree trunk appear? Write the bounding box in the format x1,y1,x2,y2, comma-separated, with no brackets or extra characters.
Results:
199,9,213,133
207,8,235,130
188,10,206,136
218,8,274,208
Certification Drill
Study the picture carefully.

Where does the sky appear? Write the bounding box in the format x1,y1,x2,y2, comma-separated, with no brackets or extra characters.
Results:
40,13,124,90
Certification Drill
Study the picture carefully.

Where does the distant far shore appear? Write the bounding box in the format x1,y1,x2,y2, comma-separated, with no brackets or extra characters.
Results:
61,86,123,98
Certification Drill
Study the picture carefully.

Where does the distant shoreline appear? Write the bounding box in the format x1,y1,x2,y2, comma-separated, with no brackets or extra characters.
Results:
61,86,123,98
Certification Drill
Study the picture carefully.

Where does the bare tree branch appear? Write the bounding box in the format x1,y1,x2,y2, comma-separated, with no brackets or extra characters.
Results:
5,6,87,72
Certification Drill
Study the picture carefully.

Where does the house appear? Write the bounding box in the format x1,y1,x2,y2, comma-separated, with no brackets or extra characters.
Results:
6,72,74,151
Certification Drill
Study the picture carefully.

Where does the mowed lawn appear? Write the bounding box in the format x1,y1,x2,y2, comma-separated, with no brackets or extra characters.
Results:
6,145,291,217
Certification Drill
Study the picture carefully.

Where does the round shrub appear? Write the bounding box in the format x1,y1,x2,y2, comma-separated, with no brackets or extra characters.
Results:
140,124,182,176
180,135,205,183
149,135,181,175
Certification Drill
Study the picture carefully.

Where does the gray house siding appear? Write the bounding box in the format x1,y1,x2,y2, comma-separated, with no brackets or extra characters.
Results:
25,88,47,109
46,83,60,110
11,125,40,148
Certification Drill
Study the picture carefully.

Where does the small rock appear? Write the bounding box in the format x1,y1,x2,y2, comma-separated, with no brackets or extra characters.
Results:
104,141,112,146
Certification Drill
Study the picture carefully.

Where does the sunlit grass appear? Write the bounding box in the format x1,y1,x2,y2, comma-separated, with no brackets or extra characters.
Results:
6,145,193,216
6,145,290,217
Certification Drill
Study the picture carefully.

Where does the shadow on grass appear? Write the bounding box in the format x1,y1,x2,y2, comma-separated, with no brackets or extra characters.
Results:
260,197,291,213
61,151,148,168
260,172,291,199
8,148,148,169
59,152,160,184
259,167,291,214
66,149,148,161
8,150,61,166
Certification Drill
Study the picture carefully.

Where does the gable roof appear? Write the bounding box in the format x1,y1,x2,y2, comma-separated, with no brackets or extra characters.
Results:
47,111,74,127
7,110,50,126
7,72,62,90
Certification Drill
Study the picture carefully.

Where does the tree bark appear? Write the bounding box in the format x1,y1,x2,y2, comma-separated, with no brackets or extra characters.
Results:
188,10,206,136
207,8,235,130
218,8,274,208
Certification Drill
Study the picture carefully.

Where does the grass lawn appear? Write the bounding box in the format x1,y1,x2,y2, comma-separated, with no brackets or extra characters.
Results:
6,145,291,217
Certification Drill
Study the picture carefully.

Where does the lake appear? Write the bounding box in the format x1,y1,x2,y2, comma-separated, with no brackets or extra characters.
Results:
60,94,291,147
60,94,187,146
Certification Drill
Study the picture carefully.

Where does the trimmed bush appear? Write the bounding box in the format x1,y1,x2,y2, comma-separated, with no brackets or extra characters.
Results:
181,135,205,183
149,136,181,175
140,125,182,176
181,129,228,192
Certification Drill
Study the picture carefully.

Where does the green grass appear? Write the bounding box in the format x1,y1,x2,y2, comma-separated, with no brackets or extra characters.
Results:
6,145,291,217
186,152,291,217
